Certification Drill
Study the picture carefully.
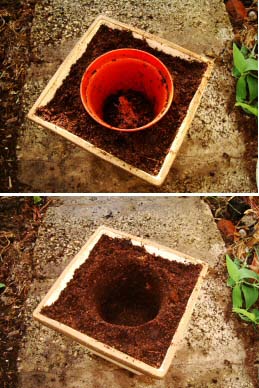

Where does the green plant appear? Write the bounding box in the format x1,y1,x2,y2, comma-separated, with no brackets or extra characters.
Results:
226,254,259,325
232,43,258,117
0,283,5,289
33,196,42,205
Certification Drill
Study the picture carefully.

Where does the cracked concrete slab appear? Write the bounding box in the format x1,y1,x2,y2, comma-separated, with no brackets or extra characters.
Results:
18,197,256,387
17,0,257,192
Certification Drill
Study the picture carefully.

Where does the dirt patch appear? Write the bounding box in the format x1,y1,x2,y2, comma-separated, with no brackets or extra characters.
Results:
36,25,207,175
0,197,48,388
205,196,250,220
41,234,202,368
205,196,254,243
0,0,37,192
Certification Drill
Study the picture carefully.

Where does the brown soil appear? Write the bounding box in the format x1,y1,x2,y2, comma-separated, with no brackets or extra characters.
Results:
0,0,37,192
41,234,202,368
0,197,48,388
36,25,207,175
103,89,155,129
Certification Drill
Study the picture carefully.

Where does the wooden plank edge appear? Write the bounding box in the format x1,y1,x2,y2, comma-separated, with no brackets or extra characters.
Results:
27,114,162,186
160,261,208,375
101,225,208,266
98,15,212,65
156,59,214,184
33,311,161,377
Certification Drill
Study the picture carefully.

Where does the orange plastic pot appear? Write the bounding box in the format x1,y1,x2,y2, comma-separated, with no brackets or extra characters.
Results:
80,48,173,132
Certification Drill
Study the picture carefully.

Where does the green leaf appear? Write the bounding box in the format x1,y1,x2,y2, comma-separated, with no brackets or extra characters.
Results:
233,259,240,267
232,66,241,78
226,255,240,282
232,285,243,308
244,58,258,72
241,284,258,309
247,75,258,102
227,277,236,287
238,268,259,281
0,283,5,289
233,43,247,74
233,258,241,268
240,45,249,57
33,196,42,205
233,307,259,324
236,76,247,102
235,102,258,117
251,308,259,320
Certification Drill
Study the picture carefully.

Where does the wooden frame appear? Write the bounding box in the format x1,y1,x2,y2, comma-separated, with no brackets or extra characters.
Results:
28,15,213,187
33,226,208,378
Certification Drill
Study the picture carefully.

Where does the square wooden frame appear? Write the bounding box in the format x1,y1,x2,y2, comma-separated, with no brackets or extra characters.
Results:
28,15,213,186
33,225,208,378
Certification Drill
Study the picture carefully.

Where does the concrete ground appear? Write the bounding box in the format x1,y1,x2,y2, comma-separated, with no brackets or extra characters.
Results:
18,197,256,387
17,0,257,193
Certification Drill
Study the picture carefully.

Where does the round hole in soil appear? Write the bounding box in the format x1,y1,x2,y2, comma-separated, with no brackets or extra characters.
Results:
96,264,162,327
